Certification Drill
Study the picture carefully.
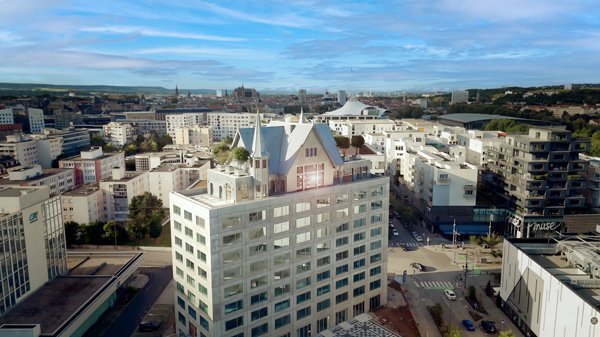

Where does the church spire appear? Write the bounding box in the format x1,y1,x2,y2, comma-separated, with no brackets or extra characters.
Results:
252,110,267,157
175,84,179,98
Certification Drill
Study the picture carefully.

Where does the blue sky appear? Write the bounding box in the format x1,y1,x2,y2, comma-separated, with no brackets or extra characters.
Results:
1,0,599,92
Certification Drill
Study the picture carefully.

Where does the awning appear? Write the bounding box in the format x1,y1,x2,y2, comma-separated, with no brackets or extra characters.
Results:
438,224,490,235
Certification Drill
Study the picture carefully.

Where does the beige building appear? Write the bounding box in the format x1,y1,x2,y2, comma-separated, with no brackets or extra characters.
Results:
174,125,212,147
61,184,105,224
102,122,135,147
170,116,389,337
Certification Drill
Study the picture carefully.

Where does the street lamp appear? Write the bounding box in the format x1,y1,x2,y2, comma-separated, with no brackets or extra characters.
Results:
452,217,457,246
488,206,496,238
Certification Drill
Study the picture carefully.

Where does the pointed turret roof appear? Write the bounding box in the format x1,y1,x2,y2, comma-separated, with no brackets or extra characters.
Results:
251,110,268,157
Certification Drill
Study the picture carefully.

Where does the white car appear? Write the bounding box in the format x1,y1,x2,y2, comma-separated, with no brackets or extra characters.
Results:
444,289,456,300
392,229,399,237
415,235,423,243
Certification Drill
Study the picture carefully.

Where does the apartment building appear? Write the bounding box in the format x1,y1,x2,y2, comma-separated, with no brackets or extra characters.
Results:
580,154,600,209
332,120,397,138
135,152,184,172
0,108,14,124
0,165,74,196
116,119,166,135
61,184,105,224
99,167,149,222
169,116,389,337
455,130,505,167
0,186,66,315
30,134,63,168
166,113,204,139
40,128,90,157
59,147,125,185
174,125,212,147
487,127,590,238
148,162,209,206
206,112,256,141
103,122,135,147
0,134,39,166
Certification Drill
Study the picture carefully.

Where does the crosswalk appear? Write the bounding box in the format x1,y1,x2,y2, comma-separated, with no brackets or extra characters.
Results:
389,242,421,248
414,281,454,289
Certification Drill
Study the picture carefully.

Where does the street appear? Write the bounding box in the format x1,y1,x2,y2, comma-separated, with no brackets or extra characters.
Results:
100,266,172,337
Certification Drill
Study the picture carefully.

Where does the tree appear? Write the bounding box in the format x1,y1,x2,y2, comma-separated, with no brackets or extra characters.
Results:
351,135,365,155
334,136,350,156
469,235,481,246
64,221,81,248
499,330,516,337
149,220,163,242
102,221,118,245
127,192,166,241
91,134,106,147
481,232,503,249
446,324,463,337
82,221,105,244
212,141,231,165
231,147,250,164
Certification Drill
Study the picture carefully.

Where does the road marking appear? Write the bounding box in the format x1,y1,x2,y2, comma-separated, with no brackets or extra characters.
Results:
417,281,455,289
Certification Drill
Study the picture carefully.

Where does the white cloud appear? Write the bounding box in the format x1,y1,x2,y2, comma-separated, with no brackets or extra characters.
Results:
134,46,274,59
198,1,316,28
79,25,246,42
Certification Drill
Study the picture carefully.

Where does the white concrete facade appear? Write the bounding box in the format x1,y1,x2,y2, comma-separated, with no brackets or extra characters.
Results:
0,134,39,167
103,122,135,147
206,112,256,141
27,108,45,134
61,185,105,224
59,147,125,186
166,113,203,139
500,239,600,337
0,108,14,124
174,126,213,147
3,165,74,196
169,120,388,337
99,167,149,222
0,186,66,315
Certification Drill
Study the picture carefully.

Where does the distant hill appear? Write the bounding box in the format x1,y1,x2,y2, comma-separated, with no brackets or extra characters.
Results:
0,83,215,96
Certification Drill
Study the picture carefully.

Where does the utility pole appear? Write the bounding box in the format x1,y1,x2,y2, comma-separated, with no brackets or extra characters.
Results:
489,206,495,238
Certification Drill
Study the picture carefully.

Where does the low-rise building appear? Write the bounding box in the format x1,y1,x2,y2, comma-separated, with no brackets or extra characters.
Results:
0,134,39,166
61,184,105,224
174,125,212,147
99,167,148,222
0,165,74,196
59,147,125,185
135,151,183,172
102,122,135,147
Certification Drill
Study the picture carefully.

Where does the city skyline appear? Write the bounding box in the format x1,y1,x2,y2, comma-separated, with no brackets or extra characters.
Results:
1,1,599,92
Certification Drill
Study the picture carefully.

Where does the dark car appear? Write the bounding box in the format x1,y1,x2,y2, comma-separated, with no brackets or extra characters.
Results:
480,320,496,333
462,319,475,331
410,262,425,271
401,245,409,251
138,320,163,332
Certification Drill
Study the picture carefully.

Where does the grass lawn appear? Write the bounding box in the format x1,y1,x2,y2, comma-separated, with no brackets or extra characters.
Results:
132,223,172,247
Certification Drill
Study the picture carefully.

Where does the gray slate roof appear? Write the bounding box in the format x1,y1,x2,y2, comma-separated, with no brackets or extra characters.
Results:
234,122,343,175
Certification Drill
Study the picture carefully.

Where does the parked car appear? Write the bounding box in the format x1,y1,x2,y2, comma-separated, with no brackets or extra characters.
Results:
415,235,424,243
462,319,475,331
410,262,425,271
401,244,409,251
444,289,456,300
138,321,163,332
480,320,497,333
392,229,399,237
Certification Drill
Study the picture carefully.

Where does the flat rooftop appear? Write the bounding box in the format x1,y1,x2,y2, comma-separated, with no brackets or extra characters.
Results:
512,237,600,308
0,252,142,336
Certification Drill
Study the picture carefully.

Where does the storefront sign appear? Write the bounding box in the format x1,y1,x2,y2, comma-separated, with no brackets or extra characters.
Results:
29,211,38,223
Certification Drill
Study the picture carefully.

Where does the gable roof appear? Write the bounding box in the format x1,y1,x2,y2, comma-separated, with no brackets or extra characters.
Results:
234,122,343,175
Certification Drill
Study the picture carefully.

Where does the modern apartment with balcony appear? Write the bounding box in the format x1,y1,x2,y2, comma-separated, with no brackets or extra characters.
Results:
487,127,590,238
169,115,389,337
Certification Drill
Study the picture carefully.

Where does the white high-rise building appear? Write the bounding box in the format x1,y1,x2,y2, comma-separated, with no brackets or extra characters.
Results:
169,116,389,337
338,90,348,105
27,108,45,133
206,112,256,141
166,113,204,139
102,122,135,147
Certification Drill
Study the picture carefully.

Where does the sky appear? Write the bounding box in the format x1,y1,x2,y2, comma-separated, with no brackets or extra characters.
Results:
1,0,599,92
